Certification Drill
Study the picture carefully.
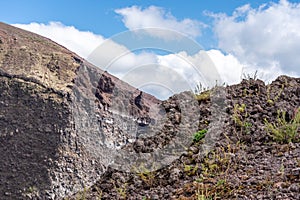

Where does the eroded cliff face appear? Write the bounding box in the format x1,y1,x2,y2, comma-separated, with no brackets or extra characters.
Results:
0,22,180,199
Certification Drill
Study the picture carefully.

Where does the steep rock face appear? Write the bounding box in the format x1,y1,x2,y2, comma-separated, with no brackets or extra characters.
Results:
0,76,69,199
0,22,172,199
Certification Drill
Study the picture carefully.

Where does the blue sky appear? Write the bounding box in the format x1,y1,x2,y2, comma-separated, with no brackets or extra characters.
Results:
2,0,300,99
1,0,278,35
3,0,296,47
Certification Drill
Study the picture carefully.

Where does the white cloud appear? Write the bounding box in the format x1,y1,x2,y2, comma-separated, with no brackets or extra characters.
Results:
13,22,104,58
206,50,243,84
11,0,300,101
89,42,233,99
89,45,215,99
213,0,300,76
115,6,205,39
118,50,244,99
12,21,268,100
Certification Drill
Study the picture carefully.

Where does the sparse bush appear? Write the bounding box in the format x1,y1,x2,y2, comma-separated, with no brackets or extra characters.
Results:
264,108,300,144
232,103,252,134
195,90,211,101
133,164,156,187
194,82,209,95
184,164,198,176
194,82,211,101
266,82,285,105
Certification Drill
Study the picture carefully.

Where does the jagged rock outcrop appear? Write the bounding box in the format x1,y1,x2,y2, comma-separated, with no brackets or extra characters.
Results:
70,77,299,199
0,22,192,199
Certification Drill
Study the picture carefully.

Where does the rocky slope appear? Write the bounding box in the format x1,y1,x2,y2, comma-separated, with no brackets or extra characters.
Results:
0,22,299,200
71,76,300,200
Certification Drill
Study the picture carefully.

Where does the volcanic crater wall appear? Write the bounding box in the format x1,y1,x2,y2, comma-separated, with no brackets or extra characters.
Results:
0,74,71,198
0,22,168,199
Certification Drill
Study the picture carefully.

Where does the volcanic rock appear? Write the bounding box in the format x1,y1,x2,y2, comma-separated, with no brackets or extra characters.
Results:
0,22,177,199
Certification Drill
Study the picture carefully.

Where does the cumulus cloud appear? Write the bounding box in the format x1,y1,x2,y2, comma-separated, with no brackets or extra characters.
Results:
13,22,104,58
12,0,300,100
12,20,271,100
12,21,247,99
89,44,221,99
213,0,300,76
110,50,245,99
115,6,205,39
206,50,243,84
89,38,237,99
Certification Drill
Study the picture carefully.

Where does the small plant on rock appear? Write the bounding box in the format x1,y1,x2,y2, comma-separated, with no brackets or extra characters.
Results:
232,103,252,134
114,183,127,199
242,70,258,80
133,164,156,187
194,82,211,101
184,164,199,176
232,103,247,126
194,82,209,95
266,83,285,105
193,129,208,142
264,108,300,144
195,90,211,101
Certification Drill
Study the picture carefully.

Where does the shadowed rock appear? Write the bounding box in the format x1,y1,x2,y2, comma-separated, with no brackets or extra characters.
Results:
0,22,166,199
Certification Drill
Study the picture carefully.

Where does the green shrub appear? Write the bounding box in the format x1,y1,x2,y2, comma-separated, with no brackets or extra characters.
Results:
193,129,208,142
264,108,300,144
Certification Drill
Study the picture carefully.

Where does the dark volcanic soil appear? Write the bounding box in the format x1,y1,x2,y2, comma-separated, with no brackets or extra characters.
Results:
71,76,300,200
